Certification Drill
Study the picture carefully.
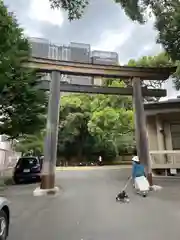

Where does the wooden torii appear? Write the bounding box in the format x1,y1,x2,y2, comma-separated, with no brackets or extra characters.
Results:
26,57,176,194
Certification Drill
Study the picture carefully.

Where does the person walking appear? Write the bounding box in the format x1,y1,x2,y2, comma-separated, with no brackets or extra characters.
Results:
98,156,102,166
132,149,149,194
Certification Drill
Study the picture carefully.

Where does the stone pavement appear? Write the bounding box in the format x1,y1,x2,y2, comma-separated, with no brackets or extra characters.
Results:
2,168,180,240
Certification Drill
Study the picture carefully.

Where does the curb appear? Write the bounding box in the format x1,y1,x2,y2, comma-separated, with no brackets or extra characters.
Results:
153,176,180,180
56,165,132,171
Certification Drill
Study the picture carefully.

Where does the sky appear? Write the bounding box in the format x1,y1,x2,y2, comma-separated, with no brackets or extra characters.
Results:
4,0,179,98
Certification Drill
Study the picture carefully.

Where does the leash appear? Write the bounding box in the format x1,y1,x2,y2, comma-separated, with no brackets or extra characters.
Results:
121,176,132,191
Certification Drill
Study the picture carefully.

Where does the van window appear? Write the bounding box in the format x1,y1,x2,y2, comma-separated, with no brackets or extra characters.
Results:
17,158,39,168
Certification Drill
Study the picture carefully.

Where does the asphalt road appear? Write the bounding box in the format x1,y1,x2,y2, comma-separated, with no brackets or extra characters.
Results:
3,168,180,240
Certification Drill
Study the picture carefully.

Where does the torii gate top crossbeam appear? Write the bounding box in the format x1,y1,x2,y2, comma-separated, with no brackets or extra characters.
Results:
26,57,176,80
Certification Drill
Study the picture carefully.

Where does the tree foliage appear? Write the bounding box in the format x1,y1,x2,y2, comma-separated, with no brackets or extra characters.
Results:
87,81,133,142
118,52,180,92
0,1,47,138
127,53,180,97
127,52,174,89
18,80,135,164
49,0,89,20
114,0,180,62
105,53,177,91
57,94,94,162
56,80,134,164
15,131,46,156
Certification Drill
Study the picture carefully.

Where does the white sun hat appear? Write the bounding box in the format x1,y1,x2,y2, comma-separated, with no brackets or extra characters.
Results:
132,156,139,162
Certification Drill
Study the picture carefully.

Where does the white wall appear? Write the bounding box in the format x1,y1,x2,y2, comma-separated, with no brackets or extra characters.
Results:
162,78,180,100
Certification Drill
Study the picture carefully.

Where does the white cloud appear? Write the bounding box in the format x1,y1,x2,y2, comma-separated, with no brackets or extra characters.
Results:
92,25,134,52
24,28,43,38
142,44,154,52
136,43,156,58
163,78,180,99
28,0,64,26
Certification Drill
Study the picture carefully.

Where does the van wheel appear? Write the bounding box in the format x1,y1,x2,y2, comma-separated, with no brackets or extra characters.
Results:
0,210,8,240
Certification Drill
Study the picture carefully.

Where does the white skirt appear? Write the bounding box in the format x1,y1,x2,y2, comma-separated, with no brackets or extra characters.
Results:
135,176,150,192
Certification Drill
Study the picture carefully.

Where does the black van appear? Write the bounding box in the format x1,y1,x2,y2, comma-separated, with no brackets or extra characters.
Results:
13,156,42,184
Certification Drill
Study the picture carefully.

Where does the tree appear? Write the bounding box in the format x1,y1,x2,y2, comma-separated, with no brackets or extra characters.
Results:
88,107,134,153
15,131,46,156
104,53,178,97
88,81,134,156
0,1,47,138
128,52,180,91
57,93,94,163
127,52,174,89
113,0,180,62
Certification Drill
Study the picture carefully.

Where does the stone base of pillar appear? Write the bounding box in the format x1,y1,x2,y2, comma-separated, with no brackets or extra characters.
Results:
150,185,162,191
40,174,55,189
33,186,59,196
33,174,58,197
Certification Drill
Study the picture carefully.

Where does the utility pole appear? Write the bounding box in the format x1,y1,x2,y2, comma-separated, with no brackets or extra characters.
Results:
132,77,153,186
40,71,61,190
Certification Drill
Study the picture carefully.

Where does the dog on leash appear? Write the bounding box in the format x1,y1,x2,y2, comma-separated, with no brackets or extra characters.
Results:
116,190,130,203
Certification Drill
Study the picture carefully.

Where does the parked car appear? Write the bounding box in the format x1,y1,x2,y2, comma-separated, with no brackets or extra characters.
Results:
0,197,10,240
13,156,42,184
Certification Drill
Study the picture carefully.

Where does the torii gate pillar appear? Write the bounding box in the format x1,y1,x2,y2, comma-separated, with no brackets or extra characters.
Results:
34,71,61,196
132,77,153,186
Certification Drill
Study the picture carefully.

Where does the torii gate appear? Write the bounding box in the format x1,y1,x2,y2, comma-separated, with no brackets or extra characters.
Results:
26,57,176,195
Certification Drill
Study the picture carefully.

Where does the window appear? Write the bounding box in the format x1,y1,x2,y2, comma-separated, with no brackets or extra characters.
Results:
17,158,39,168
